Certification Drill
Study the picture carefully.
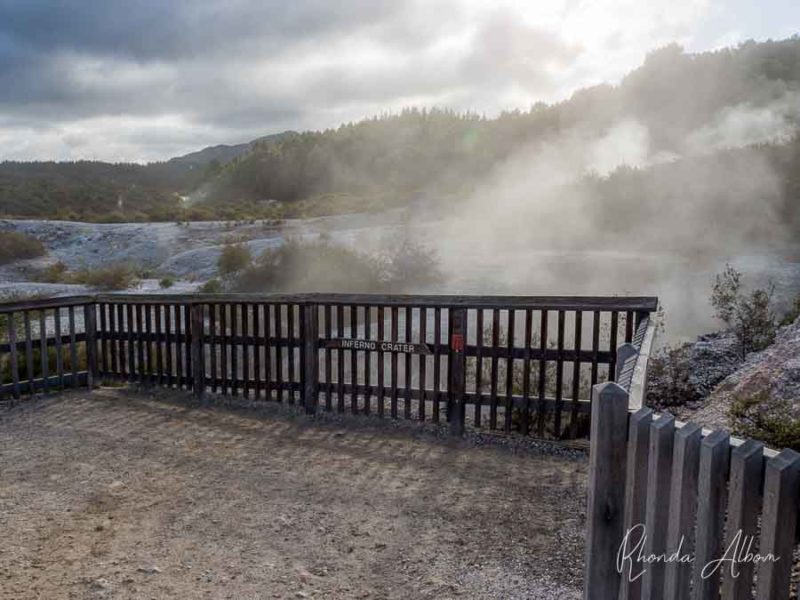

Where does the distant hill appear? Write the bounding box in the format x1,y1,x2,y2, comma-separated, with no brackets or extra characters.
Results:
168,132,295,168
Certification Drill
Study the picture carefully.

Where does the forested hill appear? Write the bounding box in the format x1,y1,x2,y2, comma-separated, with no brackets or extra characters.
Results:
200,38,800,207
1,37,800,222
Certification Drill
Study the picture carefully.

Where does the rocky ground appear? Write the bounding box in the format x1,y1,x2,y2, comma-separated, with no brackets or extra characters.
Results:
647,317,800,438
687,316,800,431
0,387,586,600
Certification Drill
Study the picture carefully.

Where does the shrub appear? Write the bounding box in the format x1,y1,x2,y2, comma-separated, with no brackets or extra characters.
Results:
217,244,252,276
0,231,46,265
71,264,138,290
200,278,223,293
159,277,174,289
711,264,776,358
779,293,800,327
232,239,380,293
379,240,440,292
730,391,800,451
645,345,698,409
230,239,440,294
33,261,69,283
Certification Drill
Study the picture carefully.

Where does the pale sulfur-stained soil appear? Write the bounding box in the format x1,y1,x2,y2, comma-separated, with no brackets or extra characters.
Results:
0,388,587,599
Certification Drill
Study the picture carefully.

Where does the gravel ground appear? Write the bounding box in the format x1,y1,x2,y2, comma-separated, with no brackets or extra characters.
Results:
0,388,586,599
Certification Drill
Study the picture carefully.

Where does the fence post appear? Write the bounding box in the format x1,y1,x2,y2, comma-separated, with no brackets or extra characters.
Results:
301,303,319,415
584,382,629,600
448,307,467,436
190,303,205,400
83,303,98,390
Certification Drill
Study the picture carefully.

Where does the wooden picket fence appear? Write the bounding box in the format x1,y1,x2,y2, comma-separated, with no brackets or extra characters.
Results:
585,378,799,599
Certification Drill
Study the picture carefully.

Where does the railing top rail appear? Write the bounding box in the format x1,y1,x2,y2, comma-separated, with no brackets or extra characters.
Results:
93,292,659,311
0,295,95,314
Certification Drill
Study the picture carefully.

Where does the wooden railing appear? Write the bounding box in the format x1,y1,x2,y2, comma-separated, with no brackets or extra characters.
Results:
0,293,658,439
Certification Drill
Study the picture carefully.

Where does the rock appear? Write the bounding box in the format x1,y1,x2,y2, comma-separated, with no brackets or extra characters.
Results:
137,566,161,575
90,578,110,590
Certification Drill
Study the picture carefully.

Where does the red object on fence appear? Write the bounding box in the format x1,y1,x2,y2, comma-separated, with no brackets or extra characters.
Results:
450,333,464,352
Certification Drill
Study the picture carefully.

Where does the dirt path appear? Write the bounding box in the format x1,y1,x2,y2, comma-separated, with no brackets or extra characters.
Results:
0,389,587,599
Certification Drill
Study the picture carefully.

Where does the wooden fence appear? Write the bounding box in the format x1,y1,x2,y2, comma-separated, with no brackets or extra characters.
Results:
0,292,657,439
585,378,799,599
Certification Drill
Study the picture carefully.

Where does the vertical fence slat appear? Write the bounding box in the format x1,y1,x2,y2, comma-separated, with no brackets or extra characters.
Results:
165,304,173,387
184,305,192,389
85,303,98,389
99,303,108,376
253,304,261,399
620,407,653,600
570,310,582,437
219,304,228,394
8,312,19,399
110,304,118,379
286,304,297,404
390,306,398,419
755,448,800,600
175,305,184,389
54,307,64,388
554,309,565,438
378,305,385,418
324,304,332,410
135,304,144,384
432,306,441,423
608,311,619,381
23,312,33,394
302,303,319,414
721,439,764,600
404,306,412,419
691,429,730,600
242,303,250,399
287,304,296,404
155,304,164,386
230,304,239,396
264,304,272,400
39,310,49,393
475,308,484,427
448,307,467,436
336,304,344,411
126,304,135,382
520,309,532,436
489,308,499,430
664,422,702,600
364,305,372,415
68,306,78,388
144,304,153,384
642,413,675,600
537,309,548,437
417,307,424,421
504,309,515,432
191,303,205,399
354,305,361,415
584,382,629,600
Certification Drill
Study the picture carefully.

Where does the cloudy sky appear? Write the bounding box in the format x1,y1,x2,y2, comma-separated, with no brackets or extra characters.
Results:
0,0,798,163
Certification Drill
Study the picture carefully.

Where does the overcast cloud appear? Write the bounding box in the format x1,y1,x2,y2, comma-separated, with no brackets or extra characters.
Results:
0,0,797,162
